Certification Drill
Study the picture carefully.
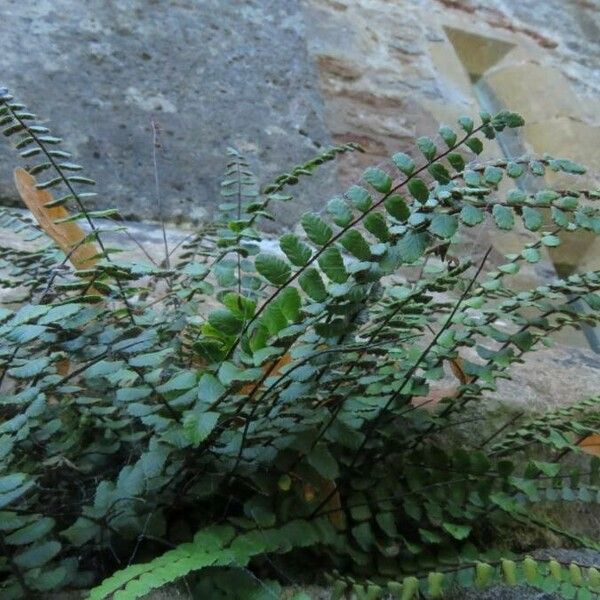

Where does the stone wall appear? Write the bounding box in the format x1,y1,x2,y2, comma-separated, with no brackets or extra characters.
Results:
1,0,599,240
302,0,600,177
0,0,334,227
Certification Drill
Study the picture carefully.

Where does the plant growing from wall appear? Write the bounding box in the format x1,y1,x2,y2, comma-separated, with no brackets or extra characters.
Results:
1,86,600,599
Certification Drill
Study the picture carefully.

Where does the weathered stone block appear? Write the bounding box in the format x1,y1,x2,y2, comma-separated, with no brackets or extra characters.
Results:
0,0,335,227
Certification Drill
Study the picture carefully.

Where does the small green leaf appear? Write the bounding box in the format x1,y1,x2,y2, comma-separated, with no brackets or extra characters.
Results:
301,212,333,246
484,166,503,185
522,206,543,231
352,522,374,551
364,212,390,241
501,559,518,586
542,234,561,247
0,474,27,495
208,308,243,336
346,185,372,211
498,262,519,275
430,213,458,239
318,248,348,283
447,153,465,172
584,292,600,311
278,286,302,321
548,158,586,174
3,123,26,136
14,541,61,569
551,207,569,228
0,481,35,509
197,373,225,404
392,152,415,175
428,572,445,598
8,325,47,344
217,362,262,386
522,247,541,263
67,175,96,185
439,125,457,148
223,293,256,320
498,110,525,128
397,231,428,263
492,204,515,230
340,230,371,260
464,170,480,187
140,449,167,479
475,562,494,588
460,204,484,226
116,386,152,403
506,162,524,178
458,116,474,133
557,195,578,210
280,234,312,266
8,357,50,378
400,576,419,600
363,167,392,193
529,160,545,176
278,474,292,491
58,161,83,171
523,557,538,584
260,304,288,336
416,136,436,161
407,178,429,203
37,303,83,325
11,304,50,325
30,566,67,592
255,253,291,285
183,410,220,445
442,522,472,540
465,138,483,155
419,528,443,544
298,268,328,302
327,195,353,226
307,444,339,479
384,194,410,221
61,517,100,546
506,189,526,205
6,518,55,545
534,190,559,206
428,163,451,184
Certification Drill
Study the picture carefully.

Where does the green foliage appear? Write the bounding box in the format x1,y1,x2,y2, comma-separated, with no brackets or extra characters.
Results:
1,87,600,599
330,556,600,599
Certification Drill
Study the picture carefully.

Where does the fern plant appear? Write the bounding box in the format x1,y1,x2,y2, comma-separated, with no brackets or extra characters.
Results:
1,85,600,599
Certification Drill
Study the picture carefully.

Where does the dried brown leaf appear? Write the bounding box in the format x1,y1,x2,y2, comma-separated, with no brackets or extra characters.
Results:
579,434,600,457
14,167,99,270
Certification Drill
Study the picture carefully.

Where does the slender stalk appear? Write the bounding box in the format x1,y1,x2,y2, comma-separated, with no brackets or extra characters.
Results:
151,118,170,270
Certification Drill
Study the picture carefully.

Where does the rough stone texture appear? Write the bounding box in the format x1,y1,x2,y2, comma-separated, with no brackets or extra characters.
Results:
419,340,600,416
1,0,600,234
301,0,600,275
302,0,600,162
492,344,600,412
0,0,335,227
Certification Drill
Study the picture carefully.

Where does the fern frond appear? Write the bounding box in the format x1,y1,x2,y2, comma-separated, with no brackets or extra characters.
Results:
329,555,600,599
87,518,340,600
